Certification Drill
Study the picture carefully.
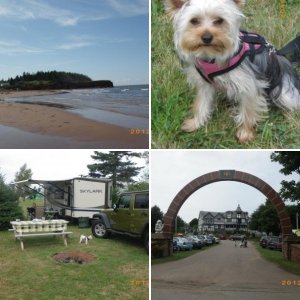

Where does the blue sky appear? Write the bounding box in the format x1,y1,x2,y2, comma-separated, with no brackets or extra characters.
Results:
0,0,149,85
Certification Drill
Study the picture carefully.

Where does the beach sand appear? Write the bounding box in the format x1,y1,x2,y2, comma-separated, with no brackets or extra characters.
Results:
0,91,148,148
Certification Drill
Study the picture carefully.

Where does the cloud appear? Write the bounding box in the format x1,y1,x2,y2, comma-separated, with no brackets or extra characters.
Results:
0,39,48,55
58,42,93,50
107,0,149,16
0,0,108,27
57,34,133,51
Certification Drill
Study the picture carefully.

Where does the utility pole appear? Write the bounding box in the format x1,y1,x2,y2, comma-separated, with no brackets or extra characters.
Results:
297,212,299,230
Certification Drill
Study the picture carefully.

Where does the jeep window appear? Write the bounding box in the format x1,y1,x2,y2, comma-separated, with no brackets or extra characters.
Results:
134,194,149,209
118,194,131,208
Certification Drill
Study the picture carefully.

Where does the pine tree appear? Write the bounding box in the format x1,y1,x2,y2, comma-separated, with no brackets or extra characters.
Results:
87,151,142,188
0,173,23,230
14,164,33,200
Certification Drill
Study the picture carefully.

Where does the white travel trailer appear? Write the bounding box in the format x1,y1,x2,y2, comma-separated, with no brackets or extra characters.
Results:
15,177,113,219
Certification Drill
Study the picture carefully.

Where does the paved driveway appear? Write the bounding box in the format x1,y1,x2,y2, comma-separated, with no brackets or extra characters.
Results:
152,240,300,300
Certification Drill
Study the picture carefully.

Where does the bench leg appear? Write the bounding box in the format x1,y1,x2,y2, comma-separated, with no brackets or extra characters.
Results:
63,235,68,246
20,239,24,251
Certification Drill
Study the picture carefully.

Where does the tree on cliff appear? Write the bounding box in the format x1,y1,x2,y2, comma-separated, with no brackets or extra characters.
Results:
11,71,92,84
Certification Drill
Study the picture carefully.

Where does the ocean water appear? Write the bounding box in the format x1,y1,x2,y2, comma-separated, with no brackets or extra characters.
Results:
8,84,149,129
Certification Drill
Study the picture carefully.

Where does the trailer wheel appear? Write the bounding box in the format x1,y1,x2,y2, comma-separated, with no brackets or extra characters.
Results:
92,221,111,238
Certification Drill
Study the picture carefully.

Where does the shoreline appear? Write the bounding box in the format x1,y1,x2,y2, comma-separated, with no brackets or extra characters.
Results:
0,102,148,148
0,89,66,99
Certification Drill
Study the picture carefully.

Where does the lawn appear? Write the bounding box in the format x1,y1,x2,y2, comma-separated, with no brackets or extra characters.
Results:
151,0,300,148
0,225,148,300
253,241,300,275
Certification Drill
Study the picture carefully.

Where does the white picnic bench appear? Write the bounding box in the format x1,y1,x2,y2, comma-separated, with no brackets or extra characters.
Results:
10,220,72,250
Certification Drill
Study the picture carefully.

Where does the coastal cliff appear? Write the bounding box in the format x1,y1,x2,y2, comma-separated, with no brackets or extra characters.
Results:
11,80,114,90
0,71,113,90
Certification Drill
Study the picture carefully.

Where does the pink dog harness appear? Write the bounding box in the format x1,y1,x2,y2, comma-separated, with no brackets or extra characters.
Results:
195,31,269,83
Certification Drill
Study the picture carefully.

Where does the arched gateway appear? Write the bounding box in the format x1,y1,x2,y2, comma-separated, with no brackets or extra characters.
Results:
162,170,294,258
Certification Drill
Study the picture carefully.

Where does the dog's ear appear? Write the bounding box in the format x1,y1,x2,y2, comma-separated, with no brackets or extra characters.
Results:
165,0,187,17
232,0,246,9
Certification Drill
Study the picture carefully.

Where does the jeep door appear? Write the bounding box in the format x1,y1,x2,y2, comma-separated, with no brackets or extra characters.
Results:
129,193,149,234
110,193,131,232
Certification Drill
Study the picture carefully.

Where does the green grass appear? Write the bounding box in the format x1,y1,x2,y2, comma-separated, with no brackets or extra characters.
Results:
152,244,219,265
253,241,300,275
0,226,148,300
151,0,300,148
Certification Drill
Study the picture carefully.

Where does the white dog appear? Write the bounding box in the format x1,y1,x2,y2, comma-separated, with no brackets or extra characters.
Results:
79,235,93,245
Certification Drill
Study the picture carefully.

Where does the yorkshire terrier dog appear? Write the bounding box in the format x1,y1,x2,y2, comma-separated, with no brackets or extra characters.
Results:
79,235,93,245
165,0,300,143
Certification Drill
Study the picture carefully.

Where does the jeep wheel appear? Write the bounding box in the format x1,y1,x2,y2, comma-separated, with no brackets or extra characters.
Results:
92,221,111,238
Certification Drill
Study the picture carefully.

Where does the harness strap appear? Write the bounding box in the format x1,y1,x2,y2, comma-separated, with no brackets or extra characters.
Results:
195,31,267,83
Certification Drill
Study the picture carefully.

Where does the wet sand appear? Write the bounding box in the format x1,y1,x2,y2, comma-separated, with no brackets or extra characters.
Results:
0,89,64,99
0,102,148,149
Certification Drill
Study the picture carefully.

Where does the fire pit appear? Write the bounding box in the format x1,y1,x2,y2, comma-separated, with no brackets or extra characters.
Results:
52,251,96,264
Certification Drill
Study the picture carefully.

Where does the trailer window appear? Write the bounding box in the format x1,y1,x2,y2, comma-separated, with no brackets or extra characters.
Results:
134,194,149,209
118,195,130,208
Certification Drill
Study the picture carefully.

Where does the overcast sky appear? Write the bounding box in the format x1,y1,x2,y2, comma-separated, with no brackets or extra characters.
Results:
0,0,148,85
0,150,146,184
151,151,299,223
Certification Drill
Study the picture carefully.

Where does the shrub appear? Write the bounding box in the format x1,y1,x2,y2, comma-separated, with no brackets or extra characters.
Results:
0,178,23,230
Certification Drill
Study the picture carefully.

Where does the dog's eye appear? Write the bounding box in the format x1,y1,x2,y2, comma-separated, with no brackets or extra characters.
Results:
214,18,224,25
190,18,201,26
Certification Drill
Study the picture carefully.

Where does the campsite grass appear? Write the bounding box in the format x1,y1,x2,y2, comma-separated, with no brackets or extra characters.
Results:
0,226,148,300
253,241,300,275
151,0,300,148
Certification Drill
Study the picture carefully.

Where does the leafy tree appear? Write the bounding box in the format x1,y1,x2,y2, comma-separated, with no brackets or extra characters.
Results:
88,151,142,188
286,205,300,229
0,173,23,230
189,218,199,233
151,205,164,233
271,151,300,203
249,199,282,235
14,164,33,200
176,216,186,234
128,181,149,192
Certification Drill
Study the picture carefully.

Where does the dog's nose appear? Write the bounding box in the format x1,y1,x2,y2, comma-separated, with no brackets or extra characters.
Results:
201,33,213,44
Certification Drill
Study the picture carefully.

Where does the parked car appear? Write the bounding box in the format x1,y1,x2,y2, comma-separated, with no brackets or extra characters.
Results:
267,236,282,251
260,236,270,248
173,240,179,252
219,235,226,240
204,235,213,245
198,235,209,245
187,236,202,249
173,237,193,251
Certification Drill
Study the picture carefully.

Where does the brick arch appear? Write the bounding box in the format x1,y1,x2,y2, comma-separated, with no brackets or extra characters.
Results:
163,170,292,238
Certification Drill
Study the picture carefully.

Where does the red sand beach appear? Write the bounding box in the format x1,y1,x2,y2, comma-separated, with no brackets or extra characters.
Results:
0,90,148,148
